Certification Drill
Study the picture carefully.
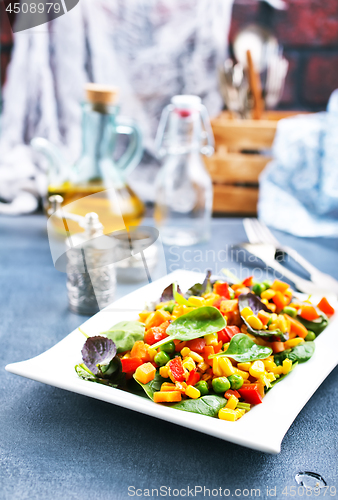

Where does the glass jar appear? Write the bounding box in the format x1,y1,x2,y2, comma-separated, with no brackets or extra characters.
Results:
154,95,214,246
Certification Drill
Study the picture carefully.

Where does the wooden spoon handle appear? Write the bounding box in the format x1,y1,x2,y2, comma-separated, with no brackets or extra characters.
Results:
246,49,264,120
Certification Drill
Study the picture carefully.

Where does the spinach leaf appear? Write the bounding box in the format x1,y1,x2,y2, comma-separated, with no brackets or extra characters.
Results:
133,371,167,401
102,321,145,353
238,293,289,342
172,395,226,417
81,336,117,375
185,270,213,298
274,342,315,365
210,333,273,362
297,314,328,335
152,306,226,349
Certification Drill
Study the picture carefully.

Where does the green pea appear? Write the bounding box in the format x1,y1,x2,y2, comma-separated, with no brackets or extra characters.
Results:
282,306,297,318
159,340,176,354
262,280,272,289
154,351,171,366
228,374,244,390
163,301,175,314
252,283,266,296
212,377,230,393
305,330,316,341
194,380,209,396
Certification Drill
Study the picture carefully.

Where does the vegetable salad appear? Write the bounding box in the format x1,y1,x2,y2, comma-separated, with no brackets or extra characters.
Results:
75,272,335,422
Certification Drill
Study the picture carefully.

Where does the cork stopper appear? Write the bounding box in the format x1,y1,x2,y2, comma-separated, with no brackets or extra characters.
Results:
85,83,119,105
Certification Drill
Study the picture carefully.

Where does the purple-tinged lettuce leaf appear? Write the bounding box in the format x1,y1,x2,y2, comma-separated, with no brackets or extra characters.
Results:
81,336,117,375
238,293,289,342
185,270,213,298
161,282,183,302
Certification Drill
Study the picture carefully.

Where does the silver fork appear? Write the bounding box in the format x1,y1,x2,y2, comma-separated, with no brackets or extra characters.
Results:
242,218,338,296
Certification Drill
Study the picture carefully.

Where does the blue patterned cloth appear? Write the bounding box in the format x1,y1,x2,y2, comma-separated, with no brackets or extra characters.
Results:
259,91,338,237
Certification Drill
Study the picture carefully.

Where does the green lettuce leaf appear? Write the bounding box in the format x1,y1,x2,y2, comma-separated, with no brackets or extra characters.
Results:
102,321,145,353
210,333,273,362
172,395,226,417
152,306,226,349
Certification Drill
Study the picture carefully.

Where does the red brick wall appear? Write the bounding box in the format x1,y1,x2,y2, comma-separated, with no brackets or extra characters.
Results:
230,0,338,110
1,0,338,110
0,0,13,86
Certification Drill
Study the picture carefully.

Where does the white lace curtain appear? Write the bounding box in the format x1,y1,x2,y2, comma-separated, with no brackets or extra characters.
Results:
0,0,233,213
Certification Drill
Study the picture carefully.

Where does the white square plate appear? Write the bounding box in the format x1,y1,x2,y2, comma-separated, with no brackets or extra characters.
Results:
6,270,338,454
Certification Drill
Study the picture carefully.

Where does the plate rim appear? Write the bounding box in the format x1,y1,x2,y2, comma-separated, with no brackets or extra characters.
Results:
5,269,338,454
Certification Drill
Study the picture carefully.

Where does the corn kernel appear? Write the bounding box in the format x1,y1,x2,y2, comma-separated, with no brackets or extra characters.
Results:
269,322,278,331
147,348,157,362
249,360,265,378
241,306,254,319
246,315,264,330
139,310,153,322
205,333,218,346
234,367,250,380
282,358,293,375
223,343,229,351
219,357,236,377
237,362,252,372
197,361,209,372
183,360,196,372
266,372,276,382
188,296,205,307
122,353,131,359
218,408,238,421
225,394,239,410
270,365,283,375
185,385,201,399
204,297,216,306
189,350,204,363
261,289,276,300
284,338,305,349
159,366,169,378
261,298,269,305
213,357,222,377
144,312,155,328
277,315,288,333
205,292,219,301
181,347,191,357
263,359,277,371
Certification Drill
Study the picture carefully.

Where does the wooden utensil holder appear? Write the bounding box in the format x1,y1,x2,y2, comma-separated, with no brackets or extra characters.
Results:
206,111,303,215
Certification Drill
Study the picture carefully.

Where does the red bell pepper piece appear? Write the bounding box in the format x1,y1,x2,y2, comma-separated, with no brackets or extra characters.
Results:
224,389,241,399
121,357,143,374
186,369,200,386
242,276,253,287
317,297,335,317
144,321,170,345
218,326,241,344
186,338,206,353
168,357,185,382
213,282,230,299
238,384,264,405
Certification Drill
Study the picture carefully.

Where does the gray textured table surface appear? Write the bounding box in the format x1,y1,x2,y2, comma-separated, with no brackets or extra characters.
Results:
1,215,338,500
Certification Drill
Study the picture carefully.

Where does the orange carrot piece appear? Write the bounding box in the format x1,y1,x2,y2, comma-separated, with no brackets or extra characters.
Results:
299,305,320,321
317,297,335,317
174,341,187,352
153,391,182,403
285,314,308,338
220,299,238,314
271,279,290,293
271,341,285,353
130,341,150,361
258,310,271,325
272,291,287,310
203,345,215,366
213,340,223,354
